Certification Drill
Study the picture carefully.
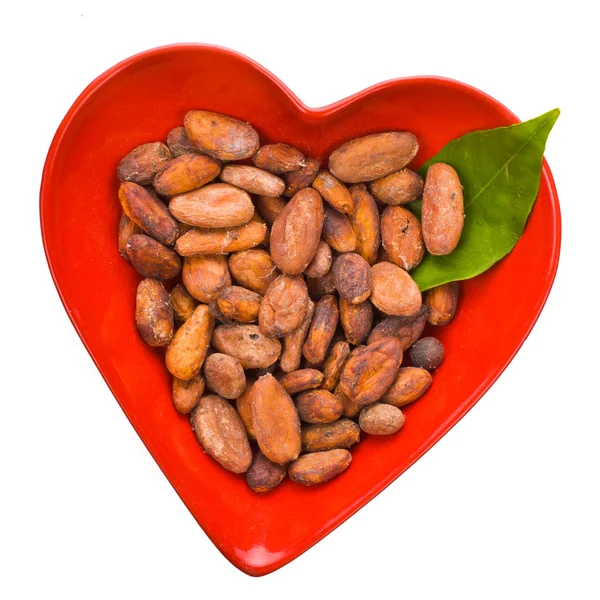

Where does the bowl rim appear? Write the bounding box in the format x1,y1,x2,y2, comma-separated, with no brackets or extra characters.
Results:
39,42,562,576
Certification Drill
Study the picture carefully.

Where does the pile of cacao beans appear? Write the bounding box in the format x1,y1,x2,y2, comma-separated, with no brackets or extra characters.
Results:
117,110,462,491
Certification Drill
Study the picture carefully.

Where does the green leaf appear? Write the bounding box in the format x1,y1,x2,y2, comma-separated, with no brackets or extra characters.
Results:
409,109,559,291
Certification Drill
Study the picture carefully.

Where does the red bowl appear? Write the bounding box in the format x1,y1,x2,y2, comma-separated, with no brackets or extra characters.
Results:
40,44,560,576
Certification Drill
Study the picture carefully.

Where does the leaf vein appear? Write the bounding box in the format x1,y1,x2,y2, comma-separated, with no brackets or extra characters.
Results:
464,113,556,210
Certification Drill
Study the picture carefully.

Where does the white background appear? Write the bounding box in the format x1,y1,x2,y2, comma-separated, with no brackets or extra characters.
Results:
2,1,599,598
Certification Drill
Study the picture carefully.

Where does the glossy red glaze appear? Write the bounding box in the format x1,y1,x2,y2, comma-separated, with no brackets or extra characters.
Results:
40,44,560,576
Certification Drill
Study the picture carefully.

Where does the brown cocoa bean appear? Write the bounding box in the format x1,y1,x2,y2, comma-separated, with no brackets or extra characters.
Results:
169,183,254,228
301,419,360,452
252,374,301,464
119,182,179,245
255,195,286,226
175,215,267,256
321,341,351,391
153,153,221,196
228,249,279,295
368,168,424,205
278,369,324,394
172,374,205,414
184,110,259,161
126,234,181,280
280,300,315,373
259,275,309,337
246,450,287,492
217,286,262,323
203,353,246,399
296,389,343,423
359,404,405,435
339,298,373,346
236,379,257,439
306,271,336,300
381,206,425,271
283,157,320,197
334,383,361,418
322,205,357,253
332,253,372,304
370,262,422,316
182,254,231,303
312,170,354,214
212,324,281,369
220,164,285,197
118,142,172,185
348,184,380,265
288,449,351,485
380,367,432,408
270,187,324,275
167,126,203,157
165,305,215,380
329,132,419,183
117,212,142,260
170,283,197,322
424,282,459,326
410,337,444,370
422,163,464,255
339,337,403,405
302,295,339,364
367,305,428,349
253,143,306,174
190,394,252,473
304,241,333,279
135,278,173,347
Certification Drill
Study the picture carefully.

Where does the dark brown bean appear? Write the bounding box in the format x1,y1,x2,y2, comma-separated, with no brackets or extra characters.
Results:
283,157,320,197
306,271,337,300
246,450,287,492
118,142,172,185
410,337,444,370
127,235,181,280
167,126,203,157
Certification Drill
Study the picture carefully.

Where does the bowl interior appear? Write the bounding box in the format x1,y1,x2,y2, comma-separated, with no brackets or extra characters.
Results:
41,44,560,576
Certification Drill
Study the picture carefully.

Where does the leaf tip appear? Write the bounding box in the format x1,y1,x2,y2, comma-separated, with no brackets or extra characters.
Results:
548,107,561,124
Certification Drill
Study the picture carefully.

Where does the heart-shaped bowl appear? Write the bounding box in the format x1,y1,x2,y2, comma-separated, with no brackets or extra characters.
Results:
40,43,560,576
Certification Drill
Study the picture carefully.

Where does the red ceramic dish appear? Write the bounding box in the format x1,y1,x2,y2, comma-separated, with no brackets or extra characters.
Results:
40,44,560,576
